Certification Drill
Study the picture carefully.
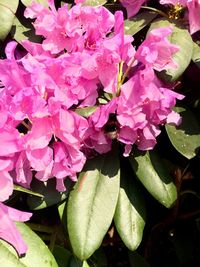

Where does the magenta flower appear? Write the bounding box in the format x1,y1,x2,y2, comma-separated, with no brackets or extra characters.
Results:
0,129,23,157
135,27,179,71
26,147,54,182
0,203,32,256
52,142,86,190
117,67,184,153
85,99,117,154
0,171,13,202
25,3,115,54
0,157,31,256
160,0,200,34
15,151,32,188
0,0,186,259
119,0,146,18
187,0,200,34
160,0,187,4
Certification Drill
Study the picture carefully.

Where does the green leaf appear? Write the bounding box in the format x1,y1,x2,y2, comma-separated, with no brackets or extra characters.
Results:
124,11,158,36
192,42,200,68
166,106,200,159
0,0,19,41
129,251,150,267
114,165,146,251
21,0,48,7
69,258,90,267
90,248,107,267
58,201,66,220
0,222,58,267
83,0,107,6
53,245,71,267
75,106,98,118
13,185,43,198
57,201,68,228
148,18,193,82
48,251,89,267
27,179,73,210
67,150,120,260
129,150,177,208
0,242,26,267
11,16,42,43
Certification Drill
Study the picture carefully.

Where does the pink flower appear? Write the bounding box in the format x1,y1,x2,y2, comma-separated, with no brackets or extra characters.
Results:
52,108,88,146
0,128,23,157
75,0,85,3
25,3,115,54
0,171,13,202
26,147,53,181
47,54,98,108
187,0,200,34
116,67,184,154
14,152,32,188
0,156,31,256
119,0,146,18
135,27,179,71
25,117,52,150
160,0,187,4
0,203,32,256
160,0,200,34
0,98,8,129
52,142,86,190
85,99,117,154
96,11,135,93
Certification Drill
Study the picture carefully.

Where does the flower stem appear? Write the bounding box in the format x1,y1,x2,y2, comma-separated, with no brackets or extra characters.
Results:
117,61,124,96
120,57,135,86
141,6,169,19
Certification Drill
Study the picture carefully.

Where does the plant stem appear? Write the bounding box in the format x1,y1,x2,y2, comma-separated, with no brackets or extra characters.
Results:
141,6,169,19
120,57,135,86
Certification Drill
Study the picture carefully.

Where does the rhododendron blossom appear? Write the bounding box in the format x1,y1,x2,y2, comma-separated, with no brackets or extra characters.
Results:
135,27,179,71
119,0,147,18
160,0,200,34
0,203,32,256
0,2,183,183
0,0,185,256
0,157,32,256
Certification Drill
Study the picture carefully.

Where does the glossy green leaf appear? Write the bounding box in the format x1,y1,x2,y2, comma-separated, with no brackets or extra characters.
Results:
13,185,43,198
27,179,73,210
124,11,158,36
0,0,19,40
57,201,68,229
75,106,98,118
148,19,193,82
21,0,48,6
11,16,42,43
53,246,71,267
192,42,200,68
114,165,146,251
67,150,120,260
166,106,200,159
83,0,107,6
0,222,58,267
69,258,90,267
0,242,26,267
129,150,177,208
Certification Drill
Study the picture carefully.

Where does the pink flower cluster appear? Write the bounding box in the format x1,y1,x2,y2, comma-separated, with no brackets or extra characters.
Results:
0,0,184,255
160,0,200,34
116,0,200,34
